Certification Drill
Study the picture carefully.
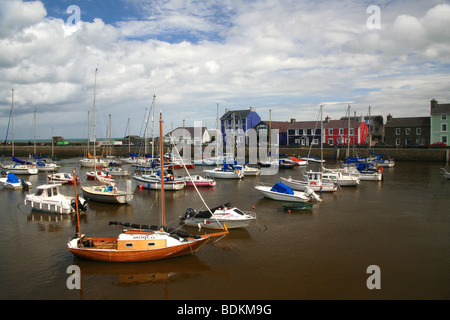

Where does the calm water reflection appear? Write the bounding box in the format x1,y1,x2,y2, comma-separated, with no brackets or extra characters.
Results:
0,158,449,299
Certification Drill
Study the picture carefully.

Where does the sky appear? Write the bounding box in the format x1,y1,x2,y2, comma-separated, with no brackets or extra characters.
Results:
1,0,449,140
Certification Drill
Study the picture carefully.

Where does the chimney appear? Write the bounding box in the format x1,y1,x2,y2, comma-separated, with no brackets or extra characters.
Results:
290,118,296,124
431,99,437,113
225,108,230,113
386,114,392,123
324,116,330,123
250,106,256,112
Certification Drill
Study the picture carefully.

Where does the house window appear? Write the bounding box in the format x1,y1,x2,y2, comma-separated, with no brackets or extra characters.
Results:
395,138,400,146
416,128,421,135
442,124,447,132
416,138,424,145
312,139,319,145
303,129,307,135
395,128,401,135
442,115,447,120
350,128,354,135
328,129,333,135
339,128,344,135
295,129,299,135
328,138,333,145
405,128,411,135
442,136,448,144
311,129,315,136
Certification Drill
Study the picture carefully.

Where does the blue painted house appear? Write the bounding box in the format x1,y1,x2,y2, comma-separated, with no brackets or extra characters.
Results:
220,107,261,145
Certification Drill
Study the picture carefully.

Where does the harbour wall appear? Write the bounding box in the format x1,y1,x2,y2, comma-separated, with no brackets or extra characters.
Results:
3,144,450,162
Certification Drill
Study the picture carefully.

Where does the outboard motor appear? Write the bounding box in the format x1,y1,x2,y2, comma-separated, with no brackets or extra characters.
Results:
21,179,30,191
305,187,322,202
180,208,196,221
71,196,88,212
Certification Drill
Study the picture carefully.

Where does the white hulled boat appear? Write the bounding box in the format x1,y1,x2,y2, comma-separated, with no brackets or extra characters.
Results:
254,182,321,202
24,184,87,214
180,202,256,229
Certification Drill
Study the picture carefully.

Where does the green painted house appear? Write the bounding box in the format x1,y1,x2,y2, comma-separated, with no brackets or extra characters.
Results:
430,99,450,145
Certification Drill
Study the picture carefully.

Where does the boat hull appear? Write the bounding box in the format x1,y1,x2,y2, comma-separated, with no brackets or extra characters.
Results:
280,177,337,192
182,218,253,229
81,187,133,204
203,169,243,179
68,236,211,262
133,176,185,190
254,185,310,202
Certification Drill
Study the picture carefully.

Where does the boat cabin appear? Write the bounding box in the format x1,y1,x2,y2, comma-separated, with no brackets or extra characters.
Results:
34,184,63,198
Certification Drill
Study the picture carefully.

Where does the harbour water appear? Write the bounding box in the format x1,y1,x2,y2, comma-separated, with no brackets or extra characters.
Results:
0,158,449,300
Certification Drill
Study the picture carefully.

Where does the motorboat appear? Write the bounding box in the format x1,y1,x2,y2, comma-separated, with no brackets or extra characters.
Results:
48,172,79,184
203,163,244,179
321,169,360,187
34,159,60,172
0,173,32,190
86,171,115,184
180,202,256,229
24,183,87,214
81,184,133,204
242,165,261,176
254,182,321,202
184,175,216,187
280,171,338,192
133,168,185,190
287,156,307,166
104,167,130,176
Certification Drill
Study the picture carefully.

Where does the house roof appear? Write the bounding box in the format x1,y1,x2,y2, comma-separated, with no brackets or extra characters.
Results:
431,103,450,115
385,117,430,127
166,127,207,137
220,109,252,120
257,121,292,133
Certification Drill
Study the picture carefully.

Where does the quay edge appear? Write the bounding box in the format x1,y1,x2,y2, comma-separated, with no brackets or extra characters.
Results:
3,144,449,162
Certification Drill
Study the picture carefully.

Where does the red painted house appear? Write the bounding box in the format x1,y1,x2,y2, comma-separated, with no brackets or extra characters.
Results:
287,116,369,146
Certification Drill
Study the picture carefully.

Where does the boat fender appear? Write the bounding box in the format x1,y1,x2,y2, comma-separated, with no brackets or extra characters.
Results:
169,175,175,181
234,169,239,174
310,181,317,185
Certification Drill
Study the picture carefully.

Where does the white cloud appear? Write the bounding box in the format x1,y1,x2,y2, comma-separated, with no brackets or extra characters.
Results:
0,0,449,139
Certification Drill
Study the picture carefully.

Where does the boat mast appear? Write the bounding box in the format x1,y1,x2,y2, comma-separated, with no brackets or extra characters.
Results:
152,95,156,159
93,67,98,161
11,89,14,157
73,168,82,238
159,110,165,227
320,104,324,173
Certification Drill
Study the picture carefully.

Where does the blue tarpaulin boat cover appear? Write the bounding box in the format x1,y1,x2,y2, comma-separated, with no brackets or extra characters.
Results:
270,182,294,195
6,174,19,183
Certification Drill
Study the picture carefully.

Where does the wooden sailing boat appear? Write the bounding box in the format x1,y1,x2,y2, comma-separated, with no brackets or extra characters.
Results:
68,111,228,262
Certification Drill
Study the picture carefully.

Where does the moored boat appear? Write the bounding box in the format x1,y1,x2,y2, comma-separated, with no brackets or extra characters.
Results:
184,175,216,187
254,182,321,202
180,203,256,229
48,172,79,184
133,168,185,190
0,173,32,190
280,171,338,192
203,163,244,179
81,184,133,204
24,183,87,214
